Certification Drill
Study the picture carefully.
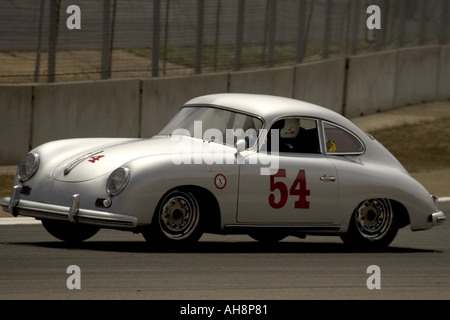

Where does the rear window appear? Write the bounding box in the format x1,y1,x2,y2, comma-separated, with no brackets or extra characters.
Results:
323,122,364,154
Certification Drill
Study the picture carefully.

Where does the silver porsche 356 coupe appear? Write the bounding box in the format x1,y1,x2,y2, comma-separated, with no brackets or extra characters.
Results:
1,93,445,249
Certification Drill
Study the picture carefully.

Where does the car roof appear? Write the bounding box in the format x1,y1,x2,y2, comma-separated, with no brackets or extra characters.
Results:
184,93,353,129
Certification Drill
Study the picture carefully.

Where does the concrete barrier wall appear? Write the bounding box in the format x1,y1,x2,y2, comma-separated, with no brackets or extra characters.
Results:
438,45,450,101
394,45,441,107
229,66,294,97
31,79,141,147
0,46,449,165
141,73,229,137
293,58,346,114
0,84,32,164
345,50,397,117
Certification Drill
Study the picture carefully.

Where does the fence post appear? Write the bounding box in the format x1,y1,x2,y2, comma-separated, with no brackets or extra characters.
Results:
267,0,277,68
213,0,221,71
101,0,111,79
398,1,406,48
349,0,359,55
195,0,204,74
235,0,245,71
418,0,427,45
163,0,171,75
47,0,61,83
297,0,307,63
439,0,449,44
34,0,45,82
322,0,332,59
152,0,161,77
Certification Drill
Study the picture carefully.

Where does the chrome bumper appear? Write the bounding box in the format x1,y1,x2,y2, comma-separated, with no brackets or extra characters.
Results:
1,189,138,229
430,211,446,225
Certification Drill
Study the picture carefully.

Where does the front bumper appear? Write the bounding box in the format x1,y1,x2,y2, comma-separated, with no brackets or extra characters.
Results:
1,186,138,229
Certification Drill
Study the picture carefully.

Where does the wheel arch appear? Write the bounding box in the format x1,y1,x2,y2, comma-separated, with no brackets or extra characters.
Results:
390,199,410,228
152,185,222,234
343,197,410,231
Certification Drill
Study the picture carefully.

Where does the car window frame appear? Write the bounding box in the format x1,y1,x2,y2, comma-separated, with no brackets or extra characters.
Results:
263,116,323,156
321,120,366,156
158,104,265,150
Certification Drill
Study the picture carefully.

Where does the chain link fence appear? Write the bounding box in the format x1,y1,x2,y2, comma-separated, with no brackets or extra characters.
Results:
0,0,448,83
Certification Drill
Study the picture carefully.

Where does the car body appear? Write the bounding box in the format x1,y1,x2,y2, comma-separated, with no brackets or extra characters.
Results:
1,93,445,249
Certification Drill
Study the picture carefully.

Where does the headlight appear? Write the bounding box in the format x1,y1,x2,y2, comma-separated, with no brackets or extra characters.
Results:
106,167,130,196
17,152,40,182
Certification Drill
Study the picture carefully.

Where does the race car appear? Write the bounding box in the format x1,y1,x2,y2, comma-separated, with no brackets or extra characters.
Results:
1,93,445,249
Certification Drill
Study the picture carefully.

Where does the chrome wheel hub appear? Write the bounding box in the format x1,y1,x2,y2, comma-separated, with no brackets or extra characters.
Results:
160,192,199,240
355,199,393,241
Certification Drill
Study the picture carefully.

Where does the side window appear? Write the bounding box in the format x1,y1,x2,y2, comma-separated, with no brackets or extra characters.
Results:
229,113,263,148
323,122,364,154
267,117,320,154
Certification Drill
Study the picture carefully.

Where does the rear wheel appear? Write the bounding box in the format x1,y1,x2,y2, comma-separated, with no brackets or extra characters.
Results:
41,219,100,244
143,190,203,248
340,199,399,250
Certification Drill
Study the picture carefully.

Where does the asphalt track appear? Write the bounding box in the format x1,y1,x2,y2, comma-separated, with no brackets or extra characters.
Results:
0,218,449,300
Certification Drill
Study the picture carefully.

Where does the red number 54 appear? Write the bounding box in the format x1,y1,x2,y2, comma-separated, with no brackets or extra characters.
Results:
268,169,310,209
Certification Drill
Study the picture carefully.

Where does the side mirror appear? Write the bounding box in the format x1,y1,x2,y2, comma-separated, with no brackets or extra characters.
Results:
235,139,246,153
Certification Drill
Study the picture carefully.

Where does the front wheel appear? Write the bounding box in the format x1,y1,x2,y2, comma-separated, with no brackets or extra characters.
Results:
340,199,399,250
143,190,203,248
41,219,100,244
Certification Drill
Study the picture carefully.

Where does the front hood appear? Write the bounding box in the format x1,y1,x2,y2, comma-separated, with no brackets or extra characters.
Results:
52,136,182,182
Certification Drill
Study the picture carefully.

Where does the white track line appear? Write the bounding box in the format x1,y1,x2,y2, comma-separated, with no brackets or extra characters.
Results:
0,217,41,225
438,197,450,214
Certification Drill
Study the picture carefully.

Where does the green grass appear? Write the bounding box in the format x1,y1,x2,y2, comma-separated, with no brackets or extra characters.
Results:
123,40,369,72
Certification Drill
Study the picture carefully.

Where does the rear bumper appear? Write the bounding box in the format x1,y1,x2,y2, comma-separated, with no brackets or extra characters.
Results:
1,190,138,229
430,210,446,225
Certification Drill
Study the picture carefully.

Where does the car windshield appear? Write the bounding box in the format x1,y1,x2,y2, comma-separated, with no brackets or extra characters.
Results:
158,106,263,147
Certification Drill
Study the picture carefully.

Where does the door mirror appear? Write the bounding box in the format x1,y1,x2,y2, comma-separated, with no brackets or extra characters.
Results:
236,139,246,153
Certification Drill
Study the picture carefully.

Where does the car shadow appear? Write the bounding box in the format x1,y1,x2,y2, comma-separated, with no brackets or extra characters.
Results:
21,239,440,254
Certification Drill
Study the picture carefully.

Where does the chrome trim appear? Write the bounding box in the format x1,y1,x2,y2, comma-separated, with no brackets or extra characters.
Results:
63,150,103,176
106,167,130,196
223,224,340,234
320,174,336,182
0,197,138,229
8,185,22,213
430,211,446,225
17,152,40,182
68,194,80,223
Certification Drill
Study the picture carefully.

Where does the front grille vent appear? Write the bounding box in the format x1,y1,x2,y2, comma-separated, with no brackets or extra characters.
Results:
20,186,32,196
95,198,106,208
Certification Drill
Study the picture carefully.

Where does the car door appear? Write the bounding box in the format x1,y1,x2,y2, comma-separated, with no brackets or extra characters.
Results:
237,117,339,225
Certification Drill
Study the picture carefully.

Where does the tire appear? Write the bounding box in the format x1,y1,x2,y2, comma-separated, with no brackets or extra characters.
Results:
143,190,203,248
41,219,100,244
340,199,399,250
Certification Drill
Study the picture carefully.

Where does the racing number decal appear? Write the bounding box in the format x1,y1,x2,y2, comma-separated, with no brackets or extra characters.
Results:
268,169,310,209
268,169,288,209
290,170,311,209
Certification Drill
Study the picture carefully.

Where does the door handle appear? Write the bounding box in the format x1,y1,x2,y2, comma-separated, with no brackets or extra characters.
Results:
320,174,336,182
